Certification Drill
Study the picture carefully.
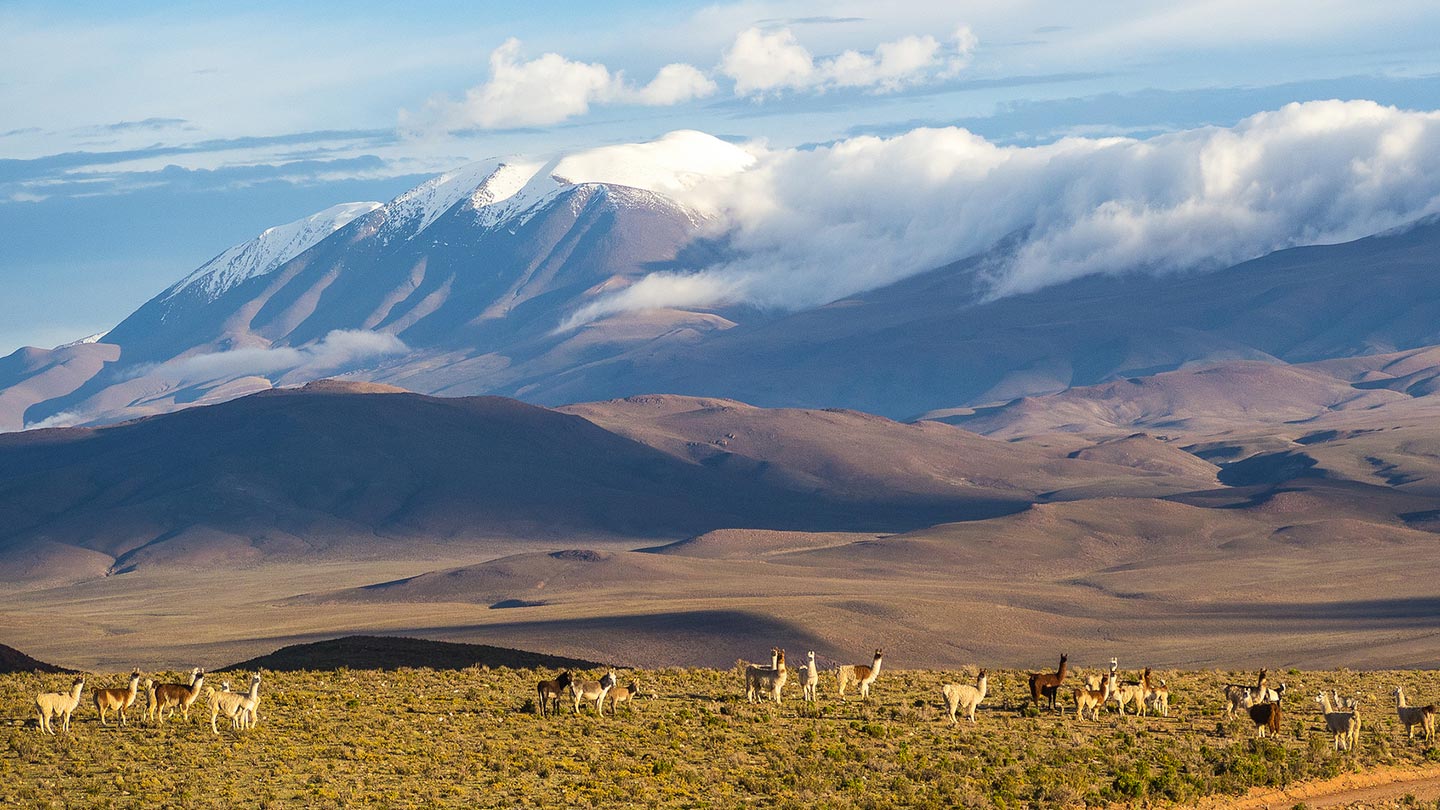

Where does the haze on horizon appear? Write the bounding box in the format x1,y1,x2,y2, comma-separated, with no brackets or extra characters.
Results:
3,0,1440,354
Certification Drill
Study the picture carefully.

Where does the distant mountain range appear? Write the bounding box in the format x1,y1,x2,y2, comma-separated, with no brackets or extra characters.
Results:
5,130,1440,433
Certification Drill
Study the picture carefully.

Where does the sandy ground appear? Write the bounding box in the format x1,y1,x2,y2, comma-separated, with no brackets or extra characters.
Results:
1196,765,1440,809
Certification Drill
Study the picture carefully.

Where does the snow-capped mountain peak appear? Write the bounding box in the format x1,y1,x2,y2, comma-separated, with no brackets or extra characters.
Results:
164,201,381,304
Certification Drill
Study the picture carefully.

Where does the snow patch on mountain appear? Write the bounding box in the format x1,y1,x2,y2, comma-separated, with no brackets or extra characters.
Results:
380,159,515,240
55,332,109,349
165,201,381,304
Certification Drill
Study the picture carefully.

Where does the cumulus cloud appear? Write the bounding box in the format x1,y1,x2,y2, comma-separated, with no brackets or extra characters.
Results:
564,100,1440,327
720,25,977,97
413,39,717,131
137,329,408,382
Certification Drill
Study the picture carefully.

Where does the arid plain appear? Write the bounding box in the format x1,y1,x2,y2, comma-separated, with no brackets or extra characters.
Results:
6,352,1440,673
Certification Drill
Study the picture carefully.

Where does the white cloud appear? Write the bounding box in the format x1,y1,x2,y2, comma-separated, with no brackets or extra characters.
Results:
138,329,408,382
633,63,719,106
414,38,717,131
565,100,1440,326
720,24,977,97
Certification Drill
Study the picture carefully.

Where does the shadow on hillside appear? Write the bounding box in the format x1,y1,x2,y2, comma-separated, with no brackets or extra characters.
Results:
380,609,835,670
1183,597,1440,627
219,635,602,673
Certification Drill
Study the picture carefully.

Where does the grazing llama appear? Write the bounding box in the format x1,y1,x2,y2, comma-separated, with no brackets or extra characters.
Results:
1028,654,1069,712
571,671,617,716
152,668,205,724
942,669,989,725
1223,669,1269,718
35,675,85,734
605,678,643,714
1248,699,1282,738
1394,686,1437,741
1315,691,1360,752
536,671,573,718
1072,671,1114,722
208,674,261,734
837,649,883,701
799,651,820,704
747,650,789,704
94,670,142,726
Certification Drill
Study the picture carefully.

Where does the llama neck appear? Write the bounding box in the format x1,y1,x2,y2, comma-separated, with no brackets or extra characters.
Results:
126,677,140,700
976,675,988,701
247,679,261,700
870,656,881,676
1056,658,1067,679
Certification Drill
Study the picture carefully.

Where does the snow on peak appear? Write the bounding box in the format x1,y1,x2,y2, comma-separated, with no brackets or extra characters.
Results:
55,331,108,349
378,159,517,240
550,130,756,198
460,131,756,230
165,201,381,303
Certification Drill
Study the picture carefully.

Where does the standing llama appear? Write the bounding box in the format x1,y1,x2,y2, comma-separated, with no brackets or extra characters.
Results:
1394,686,1437,741
942,669,989,725
94,670,142,726
1315,691,1360,752
799,651,820,704
837,649,883,701
1248,699,1282,738
746,650,789,704
151,668,205,724
1223,669,1269,717
1028,654,1068,712
35,675,85,734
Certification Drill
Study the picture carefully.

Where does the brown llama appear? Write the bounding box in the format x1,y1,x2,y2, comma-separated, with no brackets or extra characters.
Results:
536,671,572,718
151,668,205,724
1028,654,1068,712
94,670,143,726
1248,699,1282,738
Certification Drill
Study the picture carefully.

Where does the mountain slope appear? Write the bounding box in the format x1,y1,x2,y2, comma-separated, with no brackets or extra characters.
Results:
519,219,1440,417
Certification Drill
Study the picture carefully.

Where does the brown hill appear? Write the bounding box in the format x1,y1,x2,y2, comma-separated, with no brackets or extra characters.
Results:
0,342,118,432
931,360,1407,439
0,388,848,581
561,394,1219,504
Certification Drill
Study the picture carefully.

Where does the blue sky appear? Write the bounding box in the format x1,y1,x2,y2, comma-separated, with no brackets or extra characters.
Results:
3,0,1439,353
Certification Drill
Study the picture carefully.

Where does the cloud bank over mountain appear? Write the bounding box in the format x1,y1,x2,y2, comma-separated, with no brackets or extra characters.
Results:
567,100,1440,327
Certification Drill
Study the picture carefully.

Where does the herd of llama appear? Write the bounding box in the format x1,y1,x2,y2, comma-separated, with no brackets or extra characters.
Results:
29,650,1438,755
33,667,261,735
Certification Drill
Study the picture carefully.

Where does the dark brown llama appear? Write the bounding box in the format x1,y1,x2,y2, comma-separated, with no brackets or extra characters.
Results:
1028,654,1068,711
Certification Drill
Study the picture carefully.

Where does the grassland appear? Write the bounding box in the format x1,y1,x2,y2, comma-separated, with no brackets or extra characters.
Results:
4,665,1440,809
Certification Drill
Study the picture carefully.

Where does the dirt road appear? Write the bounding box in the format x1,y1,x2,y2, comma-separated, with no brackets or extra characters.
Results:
1201,765,1440,809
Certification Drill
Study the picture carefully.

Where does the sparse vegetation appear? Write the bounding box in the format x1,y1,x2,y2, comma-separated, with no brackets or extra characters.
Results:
3,666,1439,807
